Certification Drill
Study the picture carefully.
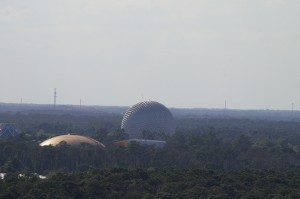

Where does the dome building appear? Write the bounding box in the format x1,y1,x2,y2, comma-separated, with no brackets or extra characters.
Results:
0,123,22,137
40,134,105,147
121,101,176,139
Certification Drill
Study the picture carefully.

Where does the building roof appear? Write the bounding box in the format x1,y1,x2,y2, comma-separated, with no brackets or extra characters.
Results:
115,139,166,148
39,134,105,147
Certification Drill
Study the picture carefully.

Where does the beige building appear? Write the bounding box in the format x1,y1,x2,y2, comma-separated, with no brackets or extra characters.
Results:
40,134,105,148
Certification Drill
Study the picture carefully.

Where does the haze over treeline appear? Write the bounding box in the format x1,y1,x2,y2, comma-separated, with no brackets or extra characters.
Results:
1,102,300,122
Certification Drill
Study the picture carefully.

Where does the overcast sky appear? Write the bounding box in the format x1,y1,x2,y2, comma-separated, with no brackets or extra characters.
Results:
1,0,299,109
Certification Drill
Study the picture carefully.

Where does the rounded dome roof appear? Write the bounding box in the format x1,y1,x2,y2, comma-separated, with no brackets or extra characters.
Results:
121,101,176,139
39,134,105,147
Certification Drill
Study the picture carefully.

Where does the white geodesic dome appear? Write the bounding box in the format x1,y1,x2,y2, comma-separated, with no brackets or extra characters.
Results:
121,101,176,139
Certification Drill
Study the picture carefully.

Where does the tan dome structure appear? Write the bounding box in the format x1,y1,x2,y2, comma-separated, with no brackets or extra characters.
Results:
40,134,105,147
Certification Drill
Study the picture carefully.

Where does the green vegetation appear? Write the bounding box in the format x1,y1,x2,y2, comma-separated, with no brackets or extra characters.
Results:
1,111,300,198
1,129,300,173
1,169,300,199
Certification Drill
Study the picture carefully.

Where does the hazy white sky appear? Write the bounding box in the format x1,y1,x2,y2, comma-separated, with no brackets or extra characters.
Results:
1,0,299,109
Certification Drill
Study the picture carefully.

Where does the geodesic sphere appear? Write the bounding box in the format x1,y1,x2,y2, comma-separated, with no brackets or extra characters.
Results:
121,101,176,139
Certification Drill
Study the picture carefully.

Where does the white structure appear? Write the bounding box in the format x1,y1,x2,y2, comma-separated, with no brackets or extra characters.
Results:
0,123,22,137
0,173,6,180
40,134,105,147
121,101,176,139
115,139,166,148
129,139,166,148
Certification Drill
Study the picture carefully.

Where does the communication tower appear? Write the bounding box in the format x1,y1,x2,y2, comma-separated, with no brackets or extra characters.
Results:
54,88,57,108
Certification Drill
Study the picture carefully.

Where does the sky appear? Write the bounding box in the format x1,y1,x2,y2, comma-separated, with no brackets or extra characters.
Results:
0,0,300,110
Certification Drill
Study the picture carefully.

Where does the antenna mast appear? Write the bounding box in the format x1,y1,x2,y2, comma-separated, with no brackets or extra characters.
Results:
224,100,227,118
54,88,57,109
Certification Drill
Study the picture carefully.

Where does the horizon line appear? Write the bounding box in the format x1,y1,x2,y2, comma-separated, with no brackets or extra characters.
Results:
0,101,297,112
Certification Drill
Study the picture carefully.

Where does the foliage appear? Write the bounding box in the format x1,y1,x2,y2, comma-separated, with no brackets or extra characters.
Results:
1,169,300,199
1,111,300,198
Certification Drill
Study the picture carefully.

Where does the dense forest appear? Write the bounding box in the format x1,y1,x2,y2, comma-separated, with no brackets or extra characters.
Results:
1,168,300,199
1,108,300,198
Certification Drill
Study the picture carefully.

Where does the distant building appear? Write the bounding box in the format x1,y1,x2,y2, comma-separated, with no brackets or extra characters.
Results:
0,173,6,180
115,139,166,148
39,134,105,148
0,123,22,137
0,173,46,180
121,101,176,139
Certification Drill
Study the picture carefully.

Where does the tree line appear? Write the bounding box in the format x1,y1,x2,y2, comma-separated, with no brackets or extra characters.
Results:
1,112,300,198
1,130,300,173
1,168,300,199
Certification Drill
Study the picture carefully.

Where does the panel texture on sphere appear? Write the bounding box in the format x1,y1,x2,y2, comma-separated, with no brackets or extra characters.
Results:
40,134,105,147
0,123,22,137
121,101,176,139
